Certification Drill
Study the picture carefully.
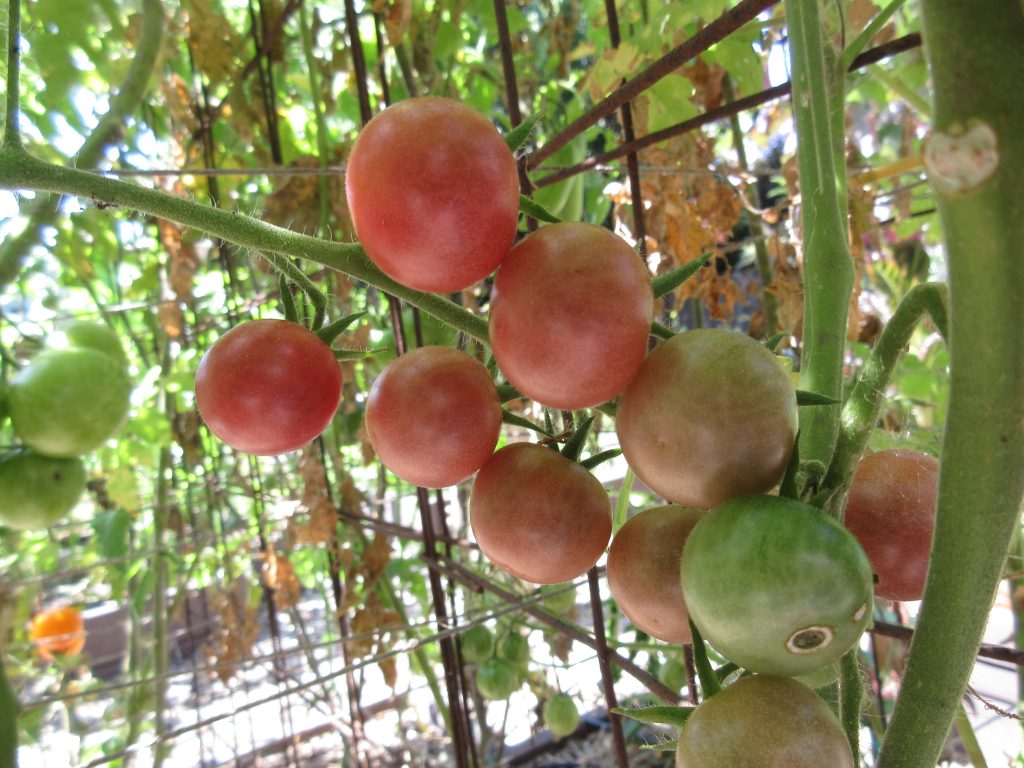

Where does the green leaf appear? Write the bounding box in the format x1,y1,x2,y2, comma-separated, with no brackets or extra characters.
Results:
561,415,595,462
646,73,699,134
651,256,709,299
580,449,621,471
651,321,675,340
689,619,722,698
519,194,562,224
318,312,367,345
433,20,461,64
611,704,694,728
496,383,523,403
501,409,554,437
796,390,842,406
764,332,789,352
505,112,544,154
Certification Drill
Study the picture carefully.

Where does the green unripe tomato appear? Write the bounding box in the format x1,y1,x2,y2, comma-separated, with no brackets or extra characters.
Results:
63,320,129,370
676,676,853,768
795,660,842,691
658,656,690,693
460,624,495,664
681,495,873,677
475,657,520,701
544,693,580,738
616,329,798,509
540,584,577,614
498,632,530,668
0,450,86,530
9,348,132,457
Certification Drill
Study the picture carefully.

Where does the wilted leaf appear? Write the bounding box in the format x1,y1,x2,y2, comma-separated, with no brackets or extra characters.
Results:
262,549,302,610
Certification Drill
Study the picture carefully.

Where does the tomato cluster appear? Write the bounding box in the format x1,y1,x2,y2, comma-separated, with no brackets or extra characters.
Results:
1,321,132,531
186,96,939,756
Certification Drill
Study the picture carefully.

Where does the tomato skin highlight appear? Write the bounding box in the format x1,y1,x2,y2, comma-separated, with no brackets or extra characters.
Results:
345,97,520,293
195,320,342,456
615,328,797,509
681,495,873,678
607,504,705,643
676,675,853,768
365,346,501,488
843,448,939,601
470,442,612,584
489,222,654,409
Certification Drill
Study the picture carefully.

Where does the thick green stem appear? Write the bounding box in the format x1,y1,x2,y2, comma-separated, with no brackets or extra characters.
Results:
838,650,863,764
0,148,490,344
784,0,855,473
152,448,171,768
298,2,332,237
4,0,22,150
0,658,17,768
877,2,1024,766
0,0,164,287
821,282,949,513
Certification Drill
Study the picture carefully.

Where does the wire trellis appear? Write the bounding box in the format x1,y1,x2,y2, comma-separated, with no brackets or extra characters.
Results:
3,0,1015,767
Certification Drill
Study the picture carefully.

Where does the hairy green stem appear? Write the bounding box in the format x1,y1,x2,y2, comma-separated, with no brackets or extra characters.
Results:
877,2,1024,766
821,282,949,512
298,2,332,237
838,650,863,764
0,657,17,768
0,148,490,344
152,448,171,768
784,0,854,474
0,0,164,287
3,0,22,150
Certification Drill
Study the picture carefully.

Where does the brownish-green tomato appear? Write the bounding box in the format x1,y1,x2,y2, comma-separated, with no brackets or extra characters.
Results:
676,676,853,768
606,505,705,643
616,328,797,509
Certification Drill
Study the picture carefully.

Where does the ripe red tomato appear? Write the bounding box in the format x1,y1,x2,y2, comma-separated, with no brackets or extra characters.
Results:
681,495,873,678
470,442,612,584
676,675,853,768
843,448,939,601
195,320,342,455
615,328,797,509
489,222,654,409
607,505,705,643
365,346,501,488
345,97,520,293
